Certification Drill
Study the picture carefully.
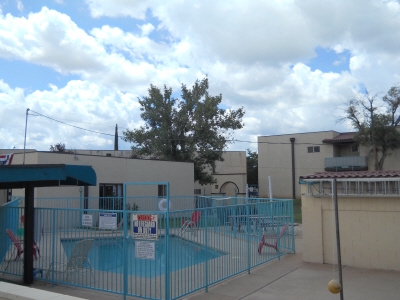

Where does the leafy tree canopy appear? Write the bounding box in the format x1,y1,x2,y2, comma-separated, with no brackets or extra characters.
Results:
123,78,245,185
340,85,400,170
49,143,73,154
246,149,258,185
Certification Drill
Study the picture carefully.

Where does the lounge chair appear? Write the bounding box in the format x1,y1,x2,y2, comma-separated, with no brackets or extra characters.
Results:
45,239,95,284
258,224,289,254
3,229,40,273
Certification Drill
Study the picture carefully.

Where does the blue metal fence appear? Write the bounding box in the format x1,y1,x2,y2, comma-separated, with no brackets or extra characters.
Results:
1,195,294,300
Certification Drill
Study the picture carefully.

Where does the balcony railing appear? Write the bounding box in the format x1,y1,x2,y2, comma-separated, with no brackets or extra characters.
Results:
324,156,368,171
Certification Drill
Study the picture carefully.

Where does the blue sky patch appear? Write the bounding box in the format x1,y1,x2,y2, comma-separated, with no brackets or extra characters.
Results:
307,47,351,73
0,58,79,91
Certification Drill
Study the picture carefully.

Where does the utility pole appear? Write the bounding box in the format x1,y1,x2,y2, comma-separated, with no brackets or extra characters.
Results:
23,108,30,164
114,124,118,151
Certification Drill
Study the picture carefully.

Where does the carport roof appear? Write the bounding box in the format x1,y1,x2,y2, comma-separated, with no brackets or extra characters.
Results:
300,170,400,180
0,164,96,189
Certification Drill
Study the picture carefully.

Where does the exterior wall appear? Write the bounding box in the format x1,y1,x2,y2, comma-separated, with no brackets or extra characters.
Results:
360,146,400,171
258,131,338,199
301,184,400,271
335,144,358,157
9,152,194,207
193,151,247,197
74,149,133,158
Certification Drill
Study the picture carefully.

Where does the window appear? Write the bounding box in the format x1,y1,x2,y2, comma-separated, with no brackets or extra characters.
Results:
194,189,201,195
307,146,320,153
351,145,359,152
99,184,123,210
215,185,219,189
158,185,167,197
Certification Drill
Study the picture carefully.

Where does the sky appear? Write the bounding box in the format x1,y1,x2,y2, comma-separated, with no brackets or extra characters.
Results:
1,0,400,153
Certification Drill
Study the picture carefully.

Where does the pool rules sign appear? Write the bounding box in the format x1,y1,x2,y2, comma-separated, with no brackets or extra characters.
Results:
132,214,158,240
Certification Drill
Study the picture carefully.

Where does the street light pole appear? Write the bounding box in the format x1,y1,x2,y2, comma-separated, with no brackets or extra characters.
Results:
23,108,30,165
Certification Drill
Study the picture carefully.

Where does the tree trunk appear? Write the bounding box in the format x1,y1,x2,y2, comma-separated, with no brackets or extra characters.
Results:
373,145,379,170
377,149,387,171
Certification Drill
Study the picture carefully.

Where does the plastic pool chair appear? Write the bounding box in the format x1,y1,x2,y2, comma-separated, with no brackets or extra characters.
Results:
45,239,95,284
4,229,40,273
258,224,289,254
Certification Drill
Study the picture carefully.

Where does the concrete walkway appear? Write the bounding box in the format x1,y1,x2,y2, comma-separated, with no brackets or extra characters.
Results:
2,224,400,299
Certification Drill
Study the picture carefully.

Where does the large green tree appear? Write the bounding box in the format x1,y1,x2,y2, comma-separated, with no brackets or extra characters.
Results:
123,78,245,185
341,85,400,170
246,149,258,185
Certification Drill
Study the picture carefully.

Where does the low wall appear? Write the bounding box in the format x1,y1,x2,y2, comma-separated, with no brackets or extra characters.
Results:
301,184,400,271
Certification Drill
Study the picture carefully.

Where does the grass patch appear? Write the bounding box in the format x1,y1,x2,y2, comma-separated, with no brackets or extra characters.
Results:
293,199,302,224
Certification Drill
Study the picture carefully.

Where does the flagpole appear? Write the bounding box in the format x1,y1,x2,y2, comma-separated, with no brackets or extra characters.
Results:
23,108,29,165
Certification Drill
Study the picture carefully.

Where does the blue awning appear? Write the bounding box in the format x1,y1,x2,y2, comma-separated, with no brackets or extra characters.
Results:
0,164,96,189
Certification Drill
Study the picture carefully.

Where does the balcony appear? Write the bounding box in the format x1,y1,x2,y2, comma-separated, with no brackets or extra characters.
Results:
324,156,368,171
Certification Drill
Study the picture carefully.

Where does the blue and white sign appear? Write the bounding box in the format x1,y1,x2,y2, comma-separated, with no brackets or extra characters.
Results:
99,212,117,229
132,214,158,240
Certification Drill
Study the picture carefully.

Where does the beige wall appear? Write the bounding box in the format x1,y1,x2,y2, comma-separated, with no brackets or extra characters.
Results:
74,149,133,158
9,152,194,205
301,183,400,271
258,131,338,199
193,151,247,196
359,146,400,171
4,149,247,197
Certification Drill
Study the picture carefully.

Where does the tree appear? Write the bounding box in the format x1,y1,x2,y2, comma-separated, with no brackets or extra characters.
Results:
123,78,245,185
341,86,400,170
246,149,258,185
49,143,73,154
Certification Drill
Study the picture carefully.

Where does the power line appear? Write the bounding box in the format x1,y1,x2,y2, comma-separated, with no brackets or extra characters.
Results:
28,109,332,146
29,110,115,137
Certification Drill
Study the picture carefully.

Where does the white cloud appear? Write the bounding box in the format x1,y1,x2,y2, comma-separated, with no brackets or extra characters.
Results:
0,79,142,150
1,0,400,152
16,0,23,12
139,23,154,36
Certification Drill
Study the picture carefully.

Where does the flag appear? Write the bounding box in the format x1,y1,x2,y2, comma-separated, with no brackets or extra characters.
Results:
0,153,13,165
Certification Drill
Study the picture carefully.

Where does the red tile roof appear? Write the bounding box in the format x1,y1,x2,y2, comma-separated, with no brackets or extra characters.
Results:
322,132,356,144
300,170,400,180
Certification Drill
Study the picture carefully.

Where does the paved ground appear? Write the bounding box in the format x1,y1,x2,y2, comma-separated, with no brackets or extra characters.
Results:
2,224,400,299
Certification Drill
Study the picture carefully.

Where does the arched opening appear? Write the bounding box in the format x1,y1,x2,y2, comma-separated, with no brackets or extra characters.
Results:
219,181,239,197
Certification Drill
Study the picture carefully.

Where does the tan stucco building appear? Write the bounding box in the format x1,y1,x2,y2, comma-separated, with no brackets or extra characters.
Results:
193,151,247,197
0,149,247,206
1,150,194,209
258,130,400,199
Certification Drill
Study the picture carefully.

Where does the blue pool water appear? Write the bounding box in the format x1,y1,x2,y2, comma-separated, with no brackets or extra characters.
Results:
61,236,225,277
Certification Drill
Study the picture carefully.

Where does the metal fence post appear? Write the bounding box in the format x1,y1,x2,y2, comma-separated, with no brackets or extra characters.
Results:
50,209,56,285
205,210,209,292
123,186,127,300
165,183,170,300
246,202,251,274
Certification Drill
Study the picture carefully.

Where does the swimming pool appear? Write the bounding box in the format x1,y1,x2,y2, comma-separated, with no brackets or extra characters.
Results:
61,236,225,278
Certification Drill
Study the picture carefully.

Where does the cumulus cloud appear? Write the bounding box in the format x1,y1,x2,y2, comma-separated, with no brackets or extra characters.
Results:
0,1,400,152
0,79,142,150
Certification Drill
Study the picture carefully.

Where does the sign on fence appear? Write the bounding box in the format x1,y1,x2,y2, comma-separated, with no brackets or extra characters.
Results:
135,241,155,260
99,212,117,229
82,214,93,227
132,214,158,240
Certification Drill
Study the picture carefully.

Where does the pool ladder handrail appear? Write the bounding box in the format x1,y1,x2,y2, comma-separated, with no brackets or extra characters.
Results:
179,221,198,238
